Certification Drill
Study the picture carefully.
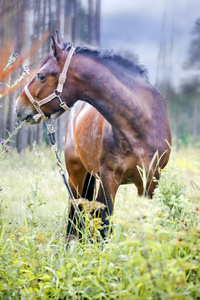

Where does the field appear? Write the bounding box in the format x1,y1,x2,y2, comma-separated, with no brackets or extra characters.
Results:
0,146,200,299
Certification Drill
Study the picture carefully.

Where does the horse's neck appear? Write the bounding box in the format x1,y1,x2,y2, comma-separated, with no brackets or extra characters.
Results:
72,55,149,132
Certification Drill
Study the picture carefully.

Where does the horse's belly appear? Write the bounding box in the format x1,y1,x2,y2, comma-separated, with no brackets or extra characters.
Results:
121,177,135,184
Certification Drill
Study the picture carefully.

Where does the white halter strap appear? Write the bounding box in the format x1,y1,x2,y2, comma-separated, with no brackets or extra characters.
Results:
24,46,75,123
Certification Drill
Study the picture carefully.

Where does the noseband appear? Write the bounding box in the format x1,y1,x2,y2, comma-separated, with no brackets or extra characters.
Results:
24,46,76,123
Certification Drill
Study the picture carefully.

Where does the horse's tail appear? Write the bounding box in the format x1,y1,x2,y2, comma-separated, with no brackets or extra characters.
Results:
82,173,96,201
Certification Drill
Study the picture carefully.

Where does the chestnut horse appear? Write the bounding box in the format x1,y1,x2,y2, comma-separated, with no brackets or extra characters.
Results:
16,34,172,238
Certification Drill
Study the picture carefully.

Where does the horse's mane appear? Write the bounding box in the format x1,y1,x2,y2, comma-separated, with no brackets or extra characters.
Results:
62,42,148,79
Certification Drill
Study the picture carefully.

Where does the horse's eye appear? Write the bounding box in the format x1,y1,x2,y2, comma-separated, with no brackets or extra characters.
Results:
37,73,46,82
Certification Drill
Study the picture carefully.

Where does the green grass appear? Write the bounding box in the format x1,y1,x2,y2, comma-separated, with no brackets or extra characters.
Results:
0,146,200,299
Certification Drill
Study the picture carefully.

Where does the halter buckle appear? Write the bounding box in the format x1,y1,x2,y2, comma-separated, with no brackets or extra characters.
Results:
59,73,67,84
33,100,40,108
60,102,70,111
54,90,69,110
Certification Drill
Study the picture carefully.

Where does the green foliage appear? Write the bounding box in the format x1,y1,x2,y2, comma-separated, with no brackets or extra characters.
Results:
0,148,200,299
153,165,198,227
158,77,200,149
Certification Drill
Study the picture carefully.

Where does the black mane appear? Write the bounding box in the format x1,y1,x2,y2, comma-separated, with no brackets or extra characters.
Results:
62,42,148,79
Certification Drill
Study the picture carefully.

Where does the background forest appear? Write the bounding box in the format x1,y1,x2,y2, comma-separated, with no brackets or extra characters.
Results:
0,0,100,152
1,2,200,299
0,0,200,151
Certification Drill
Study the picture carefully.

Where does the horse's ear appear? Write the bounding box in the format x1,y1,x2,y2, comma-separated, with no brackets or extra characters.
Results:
55,30,64,45
51,35,62,60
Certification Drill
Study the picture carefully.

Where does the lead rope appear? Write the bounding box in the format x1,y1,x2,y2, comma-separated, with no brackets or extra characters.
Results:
46,122,85,232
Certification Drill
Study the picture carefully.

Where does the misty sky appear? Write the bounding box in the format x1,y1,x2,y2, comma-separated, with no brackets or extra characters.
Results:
99,0,200,88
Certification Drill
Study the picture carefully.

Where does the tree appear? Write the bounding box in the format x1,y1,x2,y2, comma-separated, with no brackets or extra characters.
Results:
72,0,80,43
180,80,200,146
88,0,95,45
95,0,101,46
88,0,101,46
16,0,30,153
182,16,200,147
187,17,200,69
0,0,101,151
0,0,18,141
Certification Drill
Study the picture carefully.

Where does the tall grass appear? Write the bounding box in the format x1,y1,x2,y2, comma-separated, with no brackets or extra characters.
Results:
0,147,200,299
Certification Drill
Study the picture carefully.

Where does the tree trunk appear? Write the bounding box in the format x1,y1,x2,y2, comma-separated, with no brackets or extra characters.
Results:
95,0,101,46
64,0,73,41
175,95,180,151
192,96,198,146
0,0,16,140
56,0,61,31
42,0,48,54
48,0,53,35
8,95,17,147
0,96,8,140
17,0,30,153
88,0,96,45
37,123,43,145
35,0,44,145
72,0,80,43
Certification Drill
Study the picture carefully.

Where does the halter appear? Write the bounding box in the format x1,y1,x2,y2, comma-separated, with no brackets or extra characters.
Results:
24,46,76,123
24,45,85,231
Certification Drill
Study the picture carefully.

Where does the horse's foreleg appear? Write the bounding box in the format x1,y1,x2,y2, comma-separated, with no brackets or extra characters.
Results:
137,169,160,198
66,167,87,239
97,169,119,238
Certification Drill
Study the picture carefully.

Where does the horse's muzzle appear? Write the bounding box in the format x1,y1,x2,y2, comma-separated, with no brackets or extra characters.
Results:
15,101,39,125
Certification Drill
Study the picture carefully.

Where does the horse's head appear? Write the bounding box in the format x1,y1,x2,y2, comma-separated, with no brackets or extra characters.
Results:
16,35,76,124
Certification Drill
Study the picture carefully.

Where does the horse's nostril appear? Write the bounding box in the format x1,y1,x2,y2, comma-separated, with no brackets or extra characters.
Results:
15,104,22,119
26,115,31,122
16,109,21,119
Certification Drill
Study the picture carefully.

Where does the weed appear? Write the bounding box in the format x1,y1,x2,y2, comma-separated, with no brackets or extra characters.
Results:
0,149,200,299
154,164,199,229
